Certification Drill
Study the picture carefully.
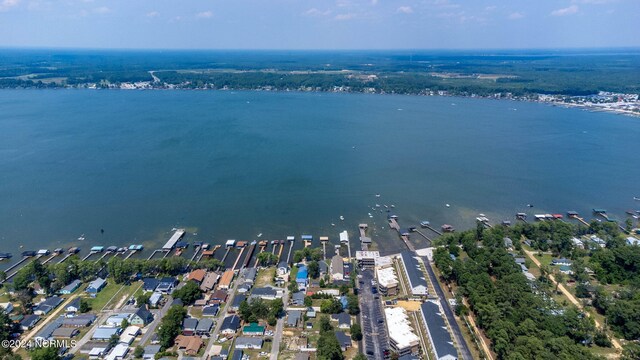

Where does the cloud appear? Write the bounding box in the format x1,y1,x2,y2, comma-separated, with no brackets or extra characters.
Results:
397,6,413,14
484,5,497,12
92,6,110,14
196,10,213,18
429,0,460,9
508,12,524,20
304,8,331,17
572,0,616,4
334,13,355,21
0,0,20,11
146,11,159,18
551,5,579,16
370,0,378,4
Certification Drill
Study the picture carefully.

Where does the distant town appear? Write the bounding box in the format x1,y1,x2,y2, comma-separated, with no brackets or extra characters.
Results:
1,208,639,360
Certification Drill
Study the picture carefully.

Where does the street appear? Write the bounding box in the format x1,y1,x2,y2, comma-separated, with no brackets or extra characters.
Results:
358,269,388,360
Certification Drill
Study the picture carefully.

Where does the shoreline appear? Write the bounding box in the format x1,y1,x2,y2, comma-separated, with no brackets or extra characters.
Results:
2,84,638,118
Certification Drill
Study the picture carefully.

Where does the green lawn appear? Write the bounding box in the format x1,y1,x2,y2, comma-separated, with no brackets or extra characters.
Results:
88,281,127,311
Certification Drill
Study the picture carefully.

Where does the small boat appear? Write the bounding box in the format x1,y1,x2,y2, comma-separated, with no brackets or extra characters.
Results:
527,204,534,208
634,197,640,201
331,223,335,227
375,194,381,198
390,205,395,208
445,204,450,208
257,233,263,238
384,205,388,208
375,204,380,208
340,216,345,221
77,234,85,241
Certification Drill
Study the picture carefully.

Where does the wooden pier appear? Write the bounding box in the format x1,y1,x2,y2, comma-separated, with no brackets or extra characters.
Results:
95,250,113,263
147,249,165,260
568,213,590,227
231,246,246,271
57,253,74,264
40,253,59,265
285,240,294,264
241,242,256,269
277,242,285,262
221,247,232,263
190,244,202,262
2,255,42,283
4,256,32,274
82,252,97,261
413,228,432,243
124,250,137,260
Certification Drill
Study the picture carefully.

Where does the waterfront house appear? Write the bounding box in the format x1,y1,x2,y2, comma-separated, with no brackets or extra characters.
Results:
296,265,309,288
244,267,257,283
86,278,107,293
156,277,178,294
188,269,206,284
200,272,219,292
142,278,159,292
218,270,235,290
60,279,82,295
277,261,290,276
330,255,344,281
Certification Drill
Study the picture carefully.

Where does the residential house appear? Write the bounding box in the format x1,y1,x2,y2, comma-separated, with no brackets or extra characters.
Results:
62,314,96,327
551,258,572,266
330,255,345,282
59,279,82,295
331,312,351,329
130,305,153,327
175,335,204,356
86,278,107,294
244,267,257,283
143,345,161,360
200,272,219,292
119,326,140,345
242,323,265,336
230,294,246,312
183,318,199,336
34,317,62,341
0,302,13,314
20,314,40,331
235,337,263,349
188,269,206,284
291,291,305,306
296,265,308,288
250,286,280,301
52,327,79,338
306,307,316,318
92,327,122,341
335,331,352,351
195,318,213,336
218,270,235,290
203,305,220,317
287,310,302,328
220,315,241,335
211,290,228,302
156,277,178,294
142,278,160,292
66,297,81,314
33,296,64,316
149,292,162,308
277,262,290,276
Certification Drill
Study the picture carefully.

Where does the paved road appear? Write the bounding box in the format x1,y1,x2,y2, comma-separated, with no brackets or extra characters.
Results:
17,294,78,352
204,269,244,359
359,269,388,360
269,286,289,360
421,257,473,360
139,296,173,346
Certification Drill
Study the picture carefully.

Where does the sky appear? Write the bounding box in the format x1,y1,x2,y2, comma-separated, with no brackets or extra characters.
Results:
0,0,639,50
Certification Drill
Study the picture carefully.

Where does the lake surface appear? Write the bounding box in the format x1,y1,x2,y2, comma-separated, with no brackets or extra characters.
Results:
1,90,639,261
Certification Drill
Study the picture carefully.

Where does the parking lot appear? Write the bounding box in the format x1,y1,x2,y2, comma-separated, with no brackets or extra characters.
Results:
359,269,389,360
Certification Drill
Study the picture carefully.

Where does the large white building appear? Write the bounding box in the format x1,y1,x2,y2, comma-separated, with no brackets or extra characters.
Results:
376,266,398,296
385,307,420,356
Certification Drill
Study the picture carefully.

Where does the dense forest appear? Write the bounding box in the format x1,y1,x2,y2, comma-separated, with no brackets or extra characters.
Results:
433,219,640,359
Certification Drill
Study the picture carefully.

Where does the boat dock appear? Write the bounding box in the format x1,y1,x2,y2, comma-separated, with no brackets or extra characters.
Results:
241,241,256,269
476,215,493,229
277,241,285,262
516,213,528,223
221,241,234,263
3,255,33,275
146,249,166,260
82,252,97,261
57,248,80,264
40,252,60,265
162,229,186,250
302,235,312,248
413,228,432,243
253,241,268,267
231,242,247,271
320,236,329,260
389,216,416,252
124,250,137,260
198,244,220,263
285,236,295,264
2,255,43,283
190,243,202,262
419,220,443,236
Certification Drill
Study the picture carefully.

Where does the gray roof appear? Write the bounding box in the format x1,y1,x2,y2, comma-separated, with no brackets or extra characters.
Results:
287,310,302,326
183,318,198,330
61,279,82,293
400,251,428,291
231,294,246,309
196,318,213,332
92,327,121,340
231,350,243,360
331,255,344,275
319,261,328,273
203,305,220,316
62,314,96,327
244,267,257,281
66,297,81,310
291,291,305,305
331,312,351,326
133,305,153,323
335,331,351,347
420,301,457,359
144,345,161,357
20,314,40,328
235,337,263,348
35,317,62,339
251,287,277,297
52,327,79,338
87,278,106,291
221,315,240,331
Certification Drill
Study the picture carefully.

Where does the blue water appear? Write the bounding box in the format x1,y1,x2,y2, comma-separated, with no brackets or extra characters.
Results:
0,89,639,259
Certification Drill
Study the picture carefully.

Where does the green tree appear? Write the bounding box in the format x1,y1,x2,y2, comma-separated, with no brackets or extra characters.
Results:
157,305,187,349
172,281,203,305
307,261,320,279
353,354,367,360
121,318,129,329
79,298,92,313
133,346,144,358
29,346,60,360
318,315,333,332
136,292,151,306
304,296,313,307
320,298,342,314
317,331,344,360
346,294,360,315
350,323,362,341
